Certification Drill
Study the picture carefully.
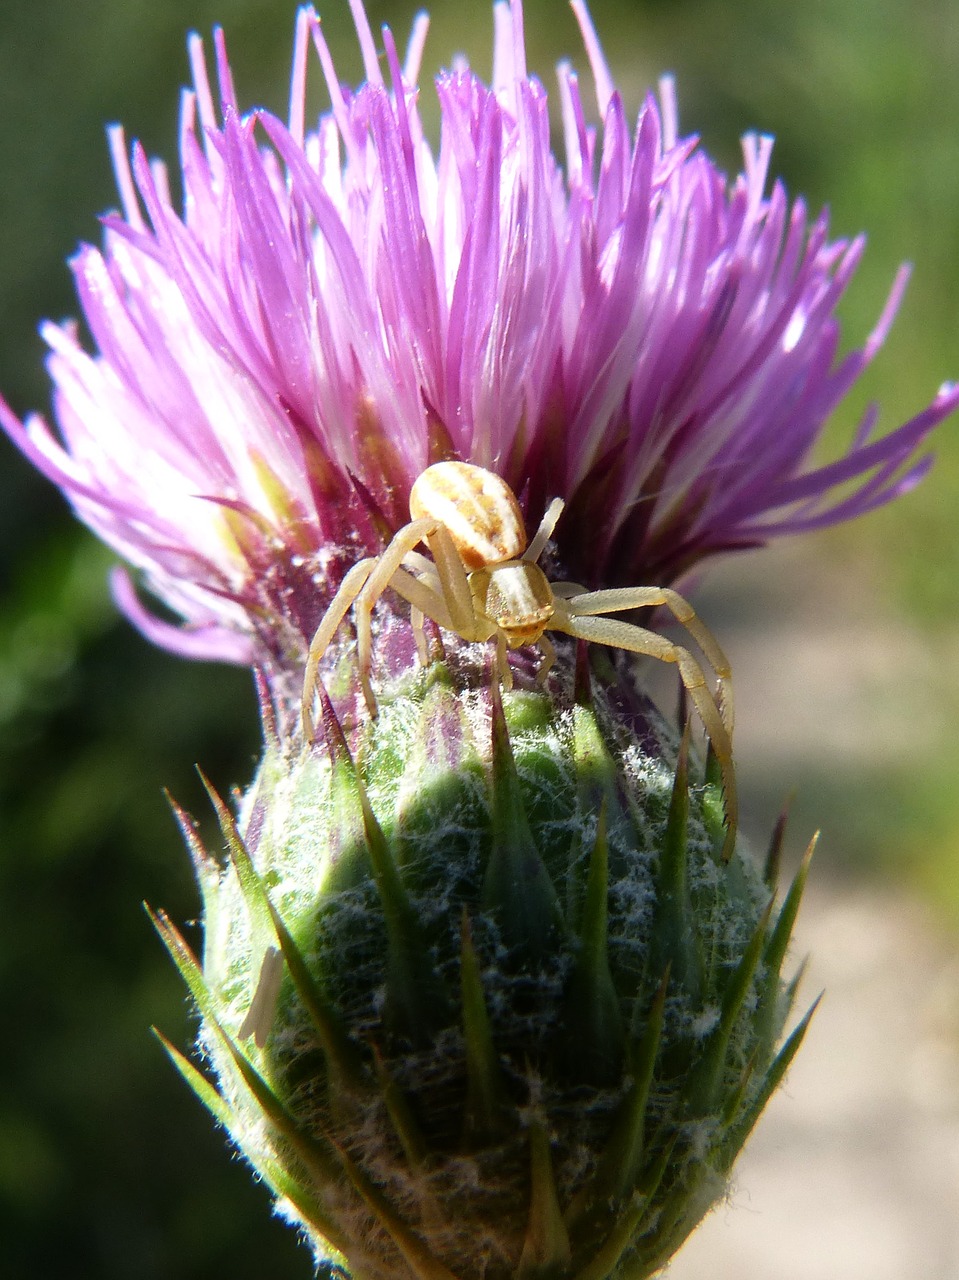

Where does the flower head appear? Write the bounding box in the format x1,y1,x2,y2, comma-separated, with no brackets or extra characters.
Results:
2,0,955,673
6,8,901,1274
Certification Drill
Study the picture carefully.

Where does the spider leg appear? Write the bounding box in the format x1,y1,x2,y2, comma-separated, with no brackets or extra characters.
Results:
349,520,454,714
551,580,589,600
383,561,496,679
523,497,565,564
402,549,434,575
494,631,512,689
535,633,557,685
390,561,509,691
407,604,447,667
301,519,439,728
422,523,475,634
563,586,734,734
397,565,455,665
389,519,486,638
409,604,429,666
550,608,737,861
387,565,458,633
302,557,377,736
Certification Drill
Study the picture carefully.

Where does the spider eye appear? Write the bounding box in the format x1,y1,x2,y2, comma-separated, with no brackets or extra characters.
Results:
410,462,526,569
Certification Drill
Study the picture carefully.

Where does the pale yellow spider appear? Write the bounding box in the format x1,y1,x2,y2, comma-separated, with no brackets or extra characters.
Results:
302,461,736,856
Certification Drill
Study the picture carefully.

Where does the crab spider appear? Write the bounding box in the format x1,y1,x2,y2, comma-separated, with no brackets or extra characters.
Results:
302,461,737,857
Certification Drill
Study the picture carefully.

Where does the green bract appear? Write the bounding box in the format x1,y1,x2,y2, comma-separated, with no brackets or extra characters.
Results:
154,650,814,1280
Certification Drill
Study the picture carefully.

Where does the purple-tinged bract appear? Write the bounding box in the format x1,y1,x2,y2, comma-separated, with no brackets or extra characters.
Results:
3,0,955,672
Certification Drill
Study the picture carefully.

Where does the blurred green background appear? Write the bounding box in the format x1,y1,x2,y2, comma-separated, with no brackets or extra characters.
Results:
1,0,957,1276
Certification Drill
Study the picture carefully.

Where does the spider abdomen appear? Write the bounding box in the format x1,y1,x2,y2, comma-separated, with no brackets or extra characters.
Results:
410,460,527,570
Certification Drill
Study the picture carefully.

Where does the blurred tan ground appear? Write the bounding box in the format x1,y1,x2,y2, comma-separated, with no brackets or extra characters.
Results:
669,540,959,1279
674,884,959,1279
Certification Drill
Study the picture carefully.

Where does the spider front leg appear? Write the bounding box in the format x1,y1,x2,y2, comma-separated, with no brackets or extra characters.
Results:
523,497,565,565
386,565,459,661
302,556,377,737
303,515,495,730
301,519,445,731
348,518,475,716
550,606,738,861
562,585,734,734
395,550,452,666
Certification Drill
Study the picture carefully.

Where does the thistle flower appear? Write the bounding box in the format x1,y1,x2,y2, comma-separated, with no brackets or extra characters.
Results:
1,0,955,674
4,4,951,1278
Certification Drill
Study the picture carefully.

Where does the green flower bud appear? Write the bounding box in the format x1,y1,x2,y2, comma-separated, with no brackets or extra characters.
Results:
153,647,814,1280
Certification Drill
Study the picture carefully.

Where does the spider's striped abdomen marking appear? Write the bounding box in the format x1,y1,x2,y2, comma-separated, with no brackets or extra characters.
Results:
410,461,526,570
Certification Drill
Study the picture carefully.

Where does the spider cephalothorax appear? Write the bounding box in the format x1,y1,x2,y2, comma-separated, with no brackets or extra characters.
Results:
302,461,737,856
